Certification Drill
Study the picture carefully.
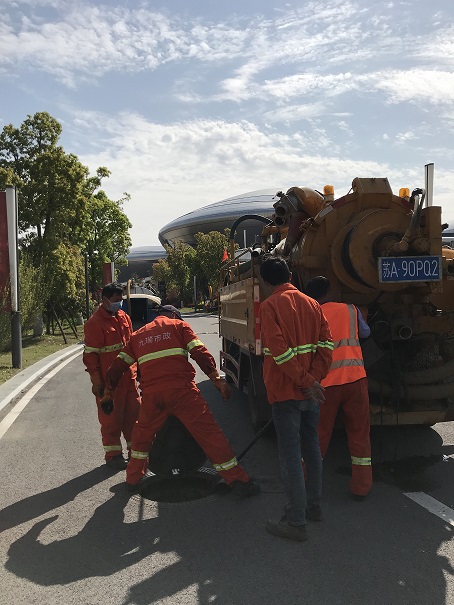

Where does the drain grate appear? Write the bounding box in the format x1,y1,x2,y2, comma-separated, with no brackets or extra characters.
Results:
140,469,219,503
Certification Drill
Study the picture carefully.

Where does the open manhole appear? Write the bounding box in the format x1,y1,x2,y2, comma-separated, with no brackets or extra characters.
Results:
139,469,220,503
139,416,223,503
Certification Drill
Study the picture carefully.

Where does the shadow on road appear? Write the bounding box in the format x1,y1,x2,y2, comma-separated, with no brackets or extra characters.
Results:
4,466,454,605
0,465,108,533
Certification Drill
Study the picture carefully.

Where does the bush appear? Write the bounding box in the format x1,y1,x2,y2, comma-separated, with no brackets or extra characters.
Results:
19,255,46,332
0,285,11,351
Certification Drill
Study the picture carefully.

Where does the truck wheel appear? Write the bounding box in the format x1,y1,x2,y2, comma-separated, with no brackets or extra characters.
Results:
222,339,238,384
248,354,271,431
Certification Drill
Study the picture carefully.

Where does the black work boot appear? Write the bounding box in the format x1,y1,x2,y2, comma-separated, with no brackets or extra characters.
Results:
230,478,261,498
105,455,128,471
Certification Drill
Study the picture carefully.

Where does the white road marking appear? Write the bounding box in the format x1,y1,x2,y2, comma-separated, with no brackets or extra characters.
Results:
0,351,81,440
404,491,454,527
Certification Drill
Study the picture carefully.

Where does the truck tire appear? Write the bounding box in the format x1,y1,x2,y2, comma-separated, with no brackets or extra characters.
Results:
222,339,238,384
248,354,271,431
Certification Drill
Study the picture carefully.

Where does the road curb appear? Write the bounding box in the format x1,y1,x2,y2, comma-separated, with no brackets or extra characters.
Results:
0,344,84,414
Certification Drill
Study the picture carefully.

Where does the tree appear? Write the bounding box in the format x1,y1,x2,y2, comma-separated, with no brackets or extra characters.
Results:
193,230,230,297
0,112,132,313
0,113,100,259
84,191,132,297
153,243,196,305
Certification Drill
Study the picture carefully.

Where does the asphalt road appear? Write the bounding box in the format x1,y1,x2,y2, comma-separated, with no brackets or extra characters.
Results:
0,313,453,605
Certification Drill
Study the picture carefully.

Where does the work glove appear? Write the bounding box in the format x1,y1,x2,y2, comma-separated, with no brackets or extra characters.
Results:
99,390,114,415
305,381,325,404
90,377,105,398
214,378,231,401
208,372,231,401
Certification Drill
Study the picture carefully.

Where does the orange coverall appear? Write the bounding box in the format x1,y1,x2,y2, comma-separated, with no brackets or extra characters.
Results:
319,302,372,497
259,283,334,403
105,315,250,486
83,306,141,461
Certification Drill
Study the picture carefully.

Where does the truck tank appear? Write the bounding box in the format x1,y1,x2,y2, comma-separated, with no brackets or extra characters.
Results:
219,176,454,427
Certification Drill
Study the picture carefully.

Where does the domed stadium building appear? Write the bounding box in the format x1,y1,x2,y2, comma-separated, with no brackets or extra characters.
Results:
118,189,278,281
158,189,277,248
117,245,168,282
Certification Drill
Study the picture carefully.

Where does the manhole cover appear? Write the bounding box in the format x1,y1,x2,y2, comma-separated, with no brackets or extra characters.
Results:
140,469,219,503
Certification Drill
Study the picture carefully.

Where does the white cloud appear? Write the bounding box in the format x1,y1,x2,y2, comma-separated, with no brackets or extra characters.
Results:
3,0,454,245
74,110,454,245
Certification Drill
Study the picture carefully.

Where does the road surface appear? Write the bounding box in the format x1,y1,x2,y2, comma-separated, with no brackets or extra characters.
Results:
0,314,453,605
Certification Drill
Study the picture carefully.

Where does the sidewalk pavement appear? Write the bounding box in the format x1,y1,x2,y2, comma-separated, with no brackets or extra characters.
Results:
0,344,83,414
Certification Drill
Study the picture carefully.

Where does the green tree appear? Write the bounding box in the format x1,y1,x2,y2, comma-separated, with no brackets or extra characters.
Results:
0,112,132,314
193,230,230,296
0,113,104,258
153,243,196,305
84,191,132,297
152,258,173,289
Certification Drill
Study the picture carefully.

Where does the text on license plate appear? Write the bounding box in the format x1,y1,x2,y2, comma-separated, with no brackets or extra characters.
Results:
378,256,442,283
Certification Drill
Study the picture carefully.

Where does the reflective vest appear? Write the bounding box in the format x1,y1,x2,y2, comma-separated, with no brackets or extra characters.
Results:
321,302,366,388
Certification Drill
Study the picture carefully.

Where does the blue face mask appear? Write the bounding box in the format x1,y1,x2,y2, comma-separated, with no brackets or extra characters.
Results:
109,300,123,313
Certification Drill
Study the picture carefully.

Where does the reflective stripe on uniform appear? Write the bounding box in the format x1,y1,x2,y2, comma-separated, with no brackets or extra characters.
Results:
118,351,135,365
333,338,360,348
263,340,334,364
213,456,238,471
273,347,295,365
351,456,371,466
103,445,122,452
318,339,335,350
330,358,364,369
187,339,204,351
130,450,148,460
84,345,101,353
138,348,188,364
84,342,124,354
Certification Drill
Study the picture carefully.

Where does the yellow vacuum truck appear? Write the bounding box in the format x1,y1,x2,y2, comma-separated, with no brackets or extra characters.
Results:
219,175,454,428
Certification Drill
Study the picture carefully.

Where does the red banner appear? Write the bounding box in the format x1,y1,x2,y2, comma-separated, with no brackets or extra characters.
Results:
102,262,114,286
0,192,11,311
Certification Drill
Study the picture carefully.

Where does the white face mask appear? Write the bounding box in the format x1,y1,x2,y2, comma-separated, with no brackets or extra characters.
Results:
109,300,123,313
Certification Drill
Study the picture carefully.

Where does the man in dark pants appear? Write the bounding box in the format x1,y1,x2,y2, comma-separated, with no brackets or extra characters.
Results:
259,258,333,541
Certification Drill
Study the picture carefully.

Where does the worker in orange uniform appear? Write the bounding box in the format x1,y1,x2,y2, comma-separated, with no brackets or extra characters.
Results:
305,276,372,500
102,305,260,496
259,258,333,542
83,282,141,470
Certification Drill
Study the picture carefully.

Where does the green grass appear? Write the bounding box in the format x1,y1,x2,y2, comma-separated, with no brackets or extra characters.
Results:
0,326,84,385
180,306,218,314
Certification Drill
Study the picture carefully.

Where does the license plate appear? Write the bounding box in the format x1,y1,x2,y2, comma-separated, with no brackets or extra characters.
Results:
378,256,442,283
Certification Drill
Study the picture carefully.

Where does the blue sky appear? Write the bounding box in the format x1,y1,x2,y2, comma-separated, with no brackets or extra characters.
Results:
2,0,454,246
